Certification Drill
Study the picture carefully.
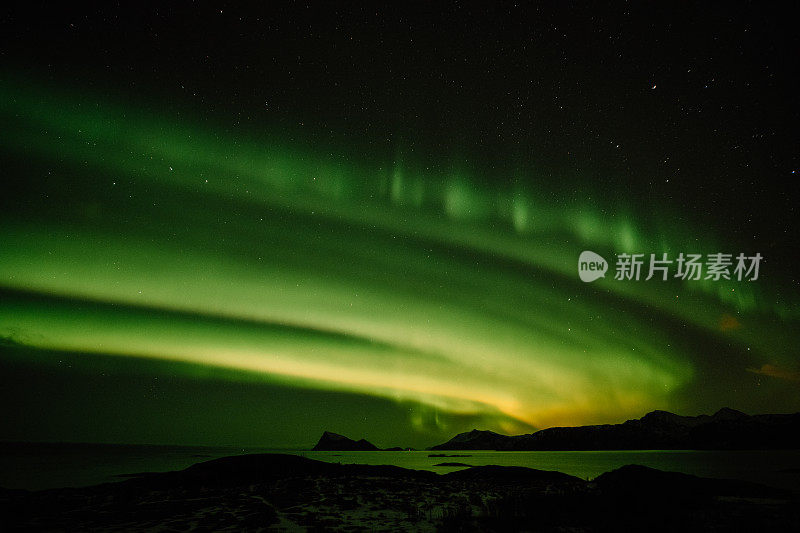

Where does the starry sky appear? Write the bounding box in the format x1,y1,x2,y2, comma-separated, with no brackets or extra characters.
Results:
1,3,799,448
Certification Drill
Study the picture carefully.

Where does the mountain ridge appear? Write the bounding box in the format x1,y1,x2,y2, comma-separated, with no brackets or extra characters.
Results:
311,431,380,451
430,408,800,450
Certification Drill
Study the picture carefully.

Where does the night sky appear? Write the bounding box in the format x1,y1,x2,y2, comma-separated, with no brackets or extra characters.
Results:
1,3,799,448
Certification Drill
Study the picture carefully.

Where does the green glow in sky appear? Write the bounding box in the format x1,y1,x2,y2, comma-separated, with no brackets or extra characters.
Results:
1,77,798,445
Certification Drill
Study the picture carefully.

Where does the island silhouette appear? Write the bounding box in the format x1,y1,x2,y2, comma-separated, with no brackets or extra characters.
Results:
312,431,381,451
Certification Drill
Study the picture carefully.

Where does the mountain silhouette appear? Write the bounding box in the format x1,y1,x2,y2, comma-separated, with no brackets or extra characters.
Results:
431,408,800,450
312,431,379,451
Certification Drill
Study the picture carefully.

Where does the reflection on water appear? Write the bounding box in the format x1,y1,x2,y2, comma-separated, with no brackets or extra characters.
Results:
302,449,800,491
2,443,799,492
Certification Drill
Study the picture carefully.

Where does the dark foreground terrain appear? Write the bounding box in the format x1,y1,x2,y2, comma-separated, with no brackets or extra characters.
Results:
1,453,798,531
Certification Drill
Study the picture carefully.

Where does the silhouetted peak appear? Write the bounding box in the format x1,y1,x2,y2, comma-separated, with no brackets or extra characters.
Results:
429,428,509,450
639,410,685,424
456,429,502,440
712,407,748,420
312,432,379,451
641,409,673,418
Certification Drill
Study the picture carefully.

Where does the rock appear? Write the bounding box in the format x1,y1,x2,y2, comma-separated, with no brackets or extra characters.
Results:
312,431,379,451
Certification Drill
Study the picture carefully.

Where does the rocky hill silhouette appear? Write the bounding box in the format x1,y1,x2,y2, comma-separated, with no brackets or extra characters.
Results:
312,431,380,451
431,408,800,450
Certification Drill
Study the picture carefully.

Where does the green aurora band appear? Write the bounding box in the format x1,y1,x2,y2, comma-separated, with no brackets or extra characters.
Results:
1,77,798,443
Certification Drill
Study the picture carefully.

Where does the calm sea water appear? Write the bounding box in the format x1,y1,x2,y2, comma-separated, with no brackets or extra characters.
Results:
2,443,799,492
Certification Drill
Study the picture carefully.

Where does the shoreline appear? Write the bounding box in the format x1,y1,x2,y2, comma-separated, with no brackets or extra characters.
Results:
2,452,799,531
3,445,800,491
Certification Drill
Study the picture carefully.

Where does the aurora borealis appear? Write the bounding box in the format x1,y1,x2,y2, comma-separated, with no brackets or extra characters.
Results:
1,4,799,448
